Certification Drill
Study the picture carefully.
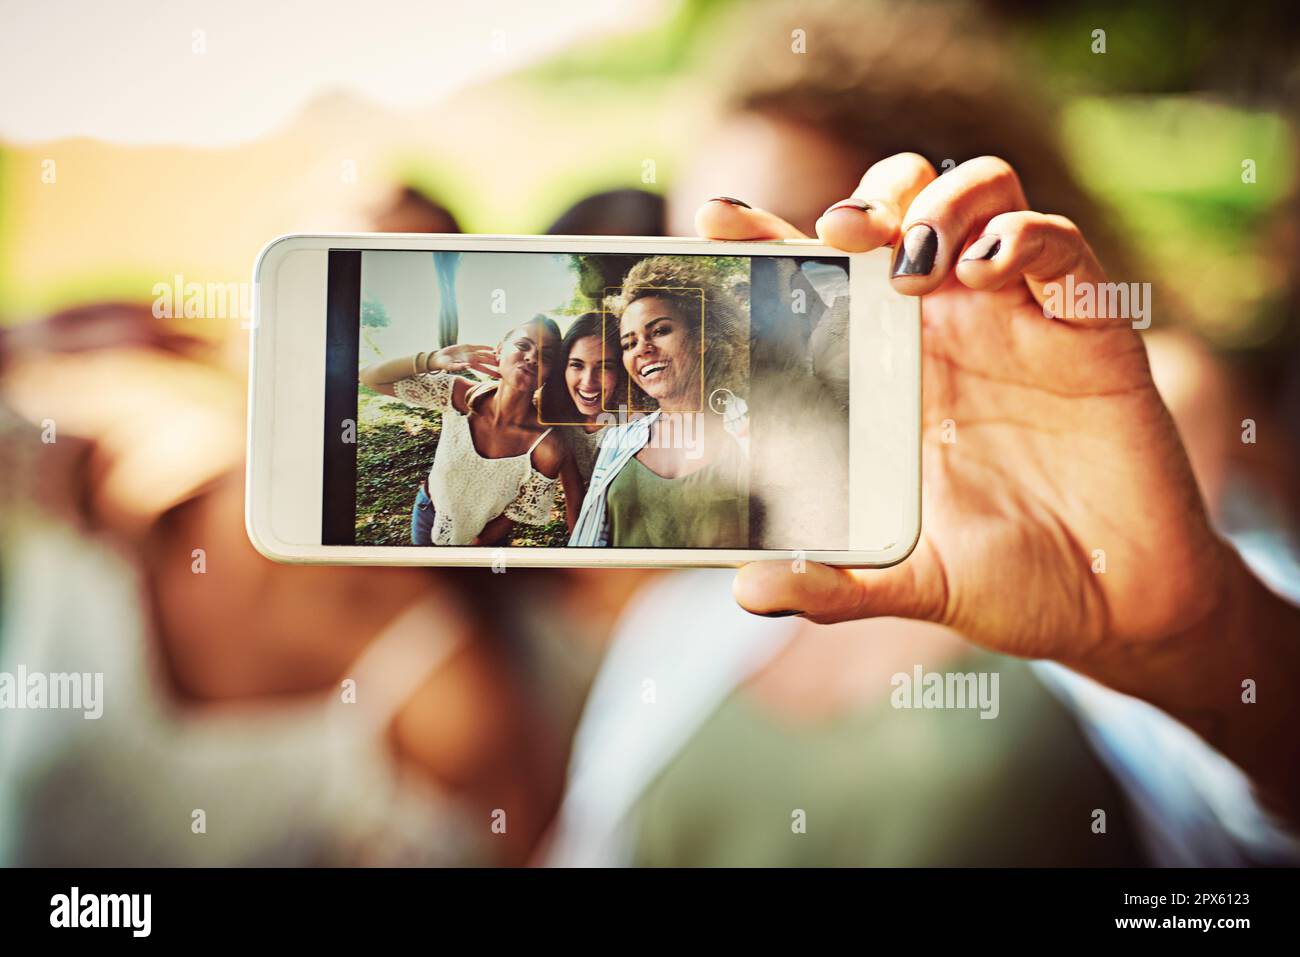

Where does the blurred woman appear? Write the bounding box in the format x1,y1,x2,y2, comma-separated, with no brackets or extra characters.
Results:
540,313,625,489
0,306,569,866
569,256,750,549
360,317,582,544
552,0,1300,867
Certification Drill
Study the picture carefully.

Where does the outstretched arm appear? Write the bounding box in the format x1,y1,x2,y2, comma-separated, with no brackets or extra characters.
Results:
359,344,498,397
472,514,516,547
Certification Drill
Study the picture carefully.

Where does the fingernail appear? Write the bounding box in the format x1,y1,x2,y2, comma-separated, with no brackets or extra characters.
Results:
756,609,802,618
710,196,752,209
892,224,938,278
823,198,872,216
962,235,1001,262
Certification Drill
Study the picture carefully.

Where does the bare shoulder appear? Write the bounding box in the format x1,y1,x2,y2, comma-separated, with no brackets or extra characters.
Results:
448,375,474,414
530,430,569,478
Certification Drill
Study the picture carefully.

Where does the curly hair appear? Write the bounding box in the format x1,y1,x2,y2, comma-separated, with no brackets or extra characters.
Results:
604,256,748,412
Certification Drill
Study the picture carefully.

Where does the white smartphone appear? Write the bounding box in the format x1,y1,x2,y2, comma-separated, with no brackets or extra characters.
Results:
246,233,920,568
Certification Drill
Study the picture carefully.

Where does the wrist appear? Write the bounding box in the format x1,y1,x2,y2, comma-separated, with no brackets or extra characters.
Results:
1074,540,1252,713
1075,539,1300,821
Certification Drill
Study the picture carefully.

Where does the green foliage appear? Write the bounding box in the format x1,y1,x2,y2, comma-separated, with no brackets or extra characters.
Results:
703,256,749,297
570,253,750,308
519,0,730,84
355,387,440,546
570,253,643,304
360,298,390,328
1060,96,1296,348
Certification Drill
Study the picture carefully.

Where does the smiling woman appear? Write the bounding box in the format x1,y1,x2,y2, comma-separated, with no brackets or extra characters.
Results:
359,315,579,546
568,255,753,549
609,256,747,415
539,312,627,487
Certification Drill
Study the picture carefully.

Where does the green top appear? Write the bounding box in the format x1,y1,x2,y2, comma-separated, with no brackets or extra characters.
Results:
606,436,749,548
630,650,1144,866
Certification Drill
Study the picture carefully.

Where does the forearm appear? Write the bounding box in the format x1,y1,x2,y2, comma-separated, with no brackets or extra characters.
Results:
560,463,584,533
359,353,434,390
473,514,515,547
1076,543,1300,825
563,492,579,534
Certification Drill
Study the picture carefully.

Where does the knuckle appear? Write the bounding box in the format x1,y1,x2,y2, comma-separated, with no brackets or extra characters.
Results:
984,209,1020,230
895,151,937,175
985,210,1031,242
965,154,1017,183
1044,213,1083,242
960,156,1026,205
869,151,937,185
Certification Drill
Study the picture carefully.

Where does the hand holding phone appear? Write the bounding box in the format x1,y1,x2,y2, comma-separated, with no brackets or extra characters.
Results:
718,154,1230,663
715,153,1300,826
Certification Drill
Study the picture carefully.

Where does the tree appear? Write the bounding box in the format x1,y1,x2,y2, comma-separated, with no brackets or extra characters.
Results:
360,299,390,328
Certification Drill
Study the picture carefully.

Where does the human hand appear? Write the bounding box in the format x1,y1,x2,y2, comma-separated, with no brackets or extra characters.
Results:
432,343,499,378
698,154,1234,673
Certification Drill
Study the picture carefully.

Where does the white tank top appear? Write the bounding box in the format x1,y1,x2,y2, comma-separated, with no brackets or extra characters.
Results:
394,374,559,545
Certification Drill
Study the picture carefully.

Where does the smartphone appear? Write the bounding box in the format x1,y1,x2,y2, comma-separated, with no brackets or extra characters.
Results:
246,233,920,568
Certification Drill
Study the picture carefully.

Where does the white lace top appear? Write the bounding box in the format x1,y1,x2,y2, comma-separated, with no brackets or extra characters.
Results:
393,372,559,545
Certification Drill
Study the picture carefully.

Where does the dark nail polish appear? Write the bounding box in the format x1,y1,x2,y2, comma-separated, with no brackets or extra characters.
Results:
892,224,938,278
756,609,802,618
825,198,872,215
962,235,1001,262
710,196,751,209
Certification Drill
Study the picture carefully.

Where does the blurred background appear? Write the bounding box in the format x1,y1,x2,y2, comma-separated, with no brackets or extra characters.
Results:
2,0,1299,867
2,0,1297,353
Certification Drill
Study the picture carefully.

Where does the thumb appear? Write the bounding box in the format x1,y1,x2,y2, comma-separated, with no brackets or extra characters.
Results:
733,556,946,625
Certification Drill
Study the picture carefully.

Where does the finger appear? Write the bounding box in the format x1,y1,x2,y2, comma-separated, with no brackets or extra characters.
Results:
954,211,1114,323
471,360,501,378
694,197,807,241
461,351,496,371
814,152,938,252
732,557,946,626
881,155,1029,296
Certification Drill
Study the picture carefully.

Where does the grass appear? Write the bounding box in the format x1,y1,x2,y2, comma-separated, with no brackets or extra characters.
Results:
355,385,569,548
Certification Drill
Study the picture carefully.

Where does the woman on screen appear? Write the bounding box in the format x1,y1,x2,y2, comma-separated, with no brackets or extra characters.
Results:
539,312,626,488
568,256,750,549
360,317,582,545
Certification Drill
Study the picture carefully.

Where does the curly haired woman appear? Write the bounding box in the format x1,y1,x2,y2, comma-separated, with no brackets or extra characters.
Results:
569,255,751,548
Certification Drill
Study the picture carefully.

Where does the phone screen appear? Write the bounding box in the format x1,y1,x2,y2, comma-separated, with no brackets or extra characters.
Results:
322,248,855,551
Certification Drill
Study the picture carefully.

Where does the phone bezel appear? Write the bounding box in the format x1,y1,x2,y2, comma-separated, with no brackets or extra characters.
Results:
246,233,921,568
